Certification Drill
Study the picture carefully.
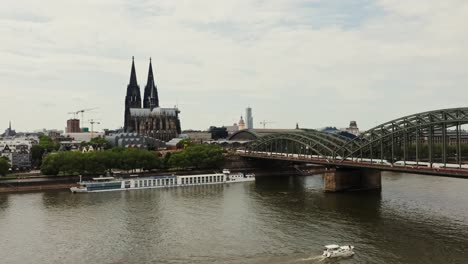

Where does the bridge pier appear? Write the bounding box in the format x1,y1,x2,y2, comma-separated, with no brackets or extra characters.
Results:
323,168,381,192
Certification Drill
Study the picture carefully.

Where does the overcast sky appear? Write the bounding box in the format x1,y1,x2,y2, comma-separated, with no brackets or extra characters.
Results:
1,0,468,132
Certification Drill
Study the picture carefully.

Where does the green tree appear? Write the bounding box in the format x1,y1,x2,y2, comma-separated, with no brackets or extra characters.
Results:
134,150,161,171
168,151,191,169
99,150,117,172
145,152,161,170
90,137,111,149
0,157,10,176
184,144,224,169
31,145,46,168
58,151,81,175
41,154,60,176
163,152,172,168
168,144,224,169
40,148,163,175
83,152,106,175
111,147,127,153
38,135,59,152
179,138,193,149
34,135,60,170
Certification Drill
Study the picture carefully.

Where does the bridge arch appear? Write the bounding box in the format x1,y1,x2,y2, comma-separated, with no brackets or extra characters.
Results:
228,130,259,141
337,107,468,165
246,131,353,158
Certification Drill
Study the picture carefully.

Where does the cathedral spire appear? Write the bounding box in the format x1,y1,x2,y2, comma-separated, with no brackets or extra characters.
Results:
147,57,154,87
126,56,141,100
124,56,142,132
149,80,156,110
129,56,138,87
144,58,159,108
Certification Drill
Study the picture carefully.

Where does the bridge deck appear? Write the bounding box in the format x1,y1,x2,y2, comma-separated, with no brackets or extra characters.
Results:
239,153,468,179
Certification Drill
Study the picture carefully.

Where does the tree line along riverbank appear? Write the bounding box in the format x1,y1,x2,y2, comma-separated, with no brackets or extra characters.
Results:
0,144,226,193
40,144,224,176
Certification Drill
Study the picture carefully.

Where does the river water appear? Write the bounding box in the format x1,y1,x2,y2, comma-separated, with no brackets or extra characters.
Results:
1,172,468,264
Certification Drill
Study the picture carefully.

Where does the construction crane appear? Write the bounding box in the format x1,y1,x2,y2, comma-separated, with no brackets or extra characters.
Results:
259,120,275,129
76,107,99,122
67,108,98,119
89,119,101,139
67,112,78,119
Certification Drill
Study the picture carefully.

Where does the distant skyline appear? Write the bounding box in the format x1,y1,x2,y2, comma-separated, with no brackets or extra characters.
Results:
2,0,468,132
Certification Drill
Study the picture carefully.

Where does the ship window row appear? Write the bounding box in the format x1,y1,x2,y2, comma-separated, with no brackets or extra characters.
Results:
180,175,224,185
134,178,174,188
88,183,121,191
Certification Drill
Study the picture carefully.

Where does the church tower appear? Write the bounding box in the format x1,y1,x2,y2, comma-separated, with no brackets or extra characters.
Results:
143,58,159,109
238,116,246,130
124,57,142,132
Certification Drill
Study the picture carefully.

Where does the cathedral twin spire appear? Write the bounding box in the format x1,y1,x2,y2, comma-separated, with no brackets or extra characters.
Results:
125,56,159,110
124,56,181,135
129,56,138,88
144,58,159,109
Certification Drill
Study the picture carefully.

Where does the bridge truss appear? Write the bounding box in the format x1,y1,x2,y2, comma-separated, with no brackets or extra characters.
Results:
247,131,347,159
246,108,468,168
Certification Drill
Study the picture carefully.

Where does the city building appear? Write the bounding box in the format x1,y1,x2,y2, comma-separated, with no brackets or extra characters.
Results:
246,107,253,129
62,132,105,142
0,137,38,149
2,121,16,137
181,131,212,143
209,126,228,140
48,130,61,139
238,116,246,130
106,133,166,149
228,128,303,141
0,137,35,169
66,119,81,133
343,121,360,136
166,138,185,150
124,57,181,142
225,123,239,135
321,127,357,139
57,142,83,152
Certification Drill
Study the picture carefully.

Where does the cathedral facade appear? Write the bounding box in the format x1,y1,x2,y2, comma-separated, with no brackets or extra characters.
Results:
124,57,181,142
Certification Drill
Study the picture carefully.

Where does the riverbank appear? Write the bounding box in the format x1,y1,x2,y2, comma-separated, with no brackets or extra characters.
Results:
0,183,79,193
0,165,327,193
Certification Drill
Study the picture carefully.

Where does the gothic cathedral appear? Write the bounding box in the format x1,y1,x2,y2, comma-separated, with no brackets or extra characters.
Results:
124,57,181,141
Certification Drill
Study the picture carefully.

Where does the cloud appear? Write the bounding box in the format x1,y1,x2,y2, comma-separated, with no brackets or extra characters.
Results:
1,0,467,132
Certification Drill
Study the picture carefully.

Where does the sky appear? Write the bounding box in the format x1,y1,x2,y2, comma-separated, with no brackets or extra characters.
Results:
1,0,468,132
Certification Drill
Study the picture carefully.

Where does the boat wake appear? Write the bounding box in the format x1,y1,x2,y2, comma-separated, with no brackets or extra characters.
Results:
295,255,327,262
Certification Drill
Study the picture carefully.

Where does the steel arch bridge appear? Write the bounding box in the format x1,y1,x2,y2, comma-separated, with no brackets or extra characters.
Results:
244,108,468,172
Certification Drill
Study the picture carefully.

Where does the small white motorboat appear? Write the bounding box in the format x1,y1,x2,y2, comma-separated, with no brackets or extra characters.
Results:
322,244,354,258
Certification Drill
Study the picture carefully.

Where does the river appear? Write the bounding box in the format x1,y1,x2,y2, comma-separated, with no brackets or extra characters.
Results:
0,172,467,264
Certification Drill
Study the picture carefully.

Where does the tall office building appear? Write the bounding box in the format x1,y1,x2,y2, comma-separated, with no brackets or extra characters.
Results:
246,107,253,129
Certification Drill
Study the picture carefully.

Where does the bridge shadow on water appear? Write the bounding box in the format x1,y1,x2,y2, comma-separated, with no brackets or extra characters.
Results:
253,173,384,224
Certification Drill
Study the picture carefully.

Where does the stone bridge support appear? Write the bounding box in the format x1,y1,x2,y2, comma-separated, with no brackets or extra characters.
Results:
323,168,381,192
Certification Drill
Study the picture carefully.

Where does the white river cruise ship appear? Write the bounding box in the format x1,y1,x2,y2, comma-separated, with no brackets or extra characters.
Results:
70,169,255,193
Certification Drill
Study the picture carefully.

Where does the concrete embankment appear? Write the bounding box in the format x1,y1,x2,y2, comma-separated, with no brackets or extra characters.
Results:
0,156,326,193
0,176,79,193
